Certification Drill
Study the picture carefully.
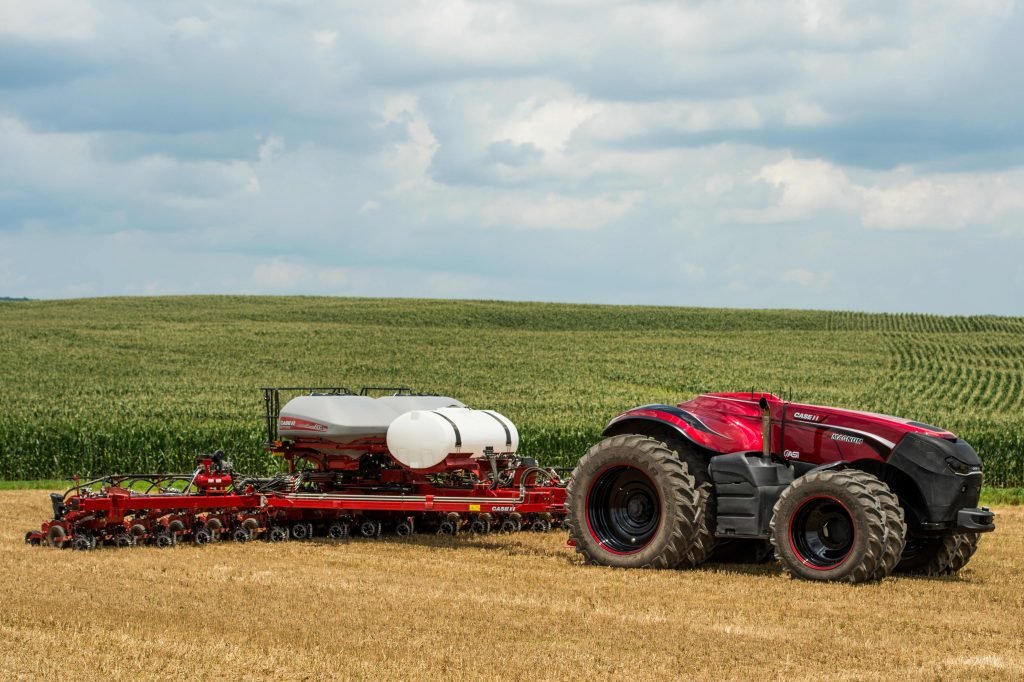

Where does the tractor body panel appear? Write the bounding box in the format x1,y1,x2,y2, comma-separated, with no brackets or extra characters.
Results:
604,392,994,536
608,391,958,463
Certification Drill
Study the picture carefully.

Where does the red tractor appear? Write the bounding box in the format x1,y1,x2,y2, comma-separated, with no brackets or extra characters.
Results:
567,392,995,582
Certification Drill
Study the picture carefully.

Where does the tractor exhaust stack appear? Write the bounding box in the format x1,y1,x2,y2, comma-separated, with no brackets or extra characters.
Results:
758,396,771,462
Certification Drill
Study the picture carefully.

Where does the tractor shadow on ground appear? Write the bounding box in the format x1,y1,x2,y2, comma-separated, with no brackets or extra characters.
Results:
685,559,978,584
50,533,976,584
694,560,784,578
307,529,577,561
312,533,779,573
306,534,785,575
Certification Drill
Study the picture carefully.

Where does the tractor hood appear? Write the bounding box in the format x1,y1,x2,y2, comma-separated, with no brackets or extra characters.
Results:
786,403,958,440
606,392,961,458
690,392,958,444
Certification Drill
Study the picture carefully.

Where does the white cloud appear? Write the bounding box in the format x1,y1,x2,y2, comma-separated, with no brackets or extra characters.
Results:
582,98,765,142
0,0,98,41
2,1,1024,314
756,156,859,218
860,172,1024,231
495,94,600,153
676,260,706,282
310,29,337,51
253,259,309,288
377,95,439,187
783,101,829,127
0,257,27,288
62,282,97,297
0,116,258,217
247,258,493,298
780,268,834,289
258,136,284,164
729,155,1024,231
479,191,640,230
171,16,209,40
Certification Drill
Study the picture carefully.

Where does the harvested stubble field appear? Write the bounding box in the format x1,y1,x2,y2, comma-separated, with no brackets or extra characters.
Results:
1,491,1022,681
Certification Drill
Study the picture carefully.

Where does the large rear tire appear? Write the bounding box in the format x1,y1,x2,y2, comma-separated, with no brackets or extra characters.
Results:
770,469,891,583
671,444,716,568
567,435,701,569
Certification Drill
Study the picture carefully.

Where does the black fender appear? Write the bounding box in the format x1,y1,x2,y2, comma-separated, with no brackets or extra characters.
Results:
604,415,701,448
883,433,987,532
602,405,733,453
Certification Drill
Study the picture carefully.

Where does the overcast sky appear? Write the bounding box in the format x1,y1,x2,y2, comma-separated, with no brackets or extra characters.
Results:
2,1,1023,314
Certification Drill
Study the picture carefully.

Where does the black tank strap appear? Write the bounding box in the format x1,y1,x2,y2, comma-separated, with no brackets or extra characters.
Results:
431,411,462,448
481,410,513,447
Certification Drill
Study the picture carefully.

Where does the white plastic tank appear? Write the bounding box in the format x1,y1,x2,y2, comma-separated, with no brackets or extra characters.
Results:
386,407,519,469
377,395,466,413
277,394,466,446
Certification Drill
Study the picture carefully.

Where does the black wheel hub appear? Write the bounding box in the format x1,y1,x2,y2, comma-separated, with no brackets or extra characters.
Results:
587,466,660,554
791,497,854,568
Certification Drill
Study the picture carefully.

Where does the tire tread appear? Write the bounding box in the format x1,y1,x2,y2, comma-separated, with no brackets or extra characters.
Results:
770,468,894,583
567,434,701,569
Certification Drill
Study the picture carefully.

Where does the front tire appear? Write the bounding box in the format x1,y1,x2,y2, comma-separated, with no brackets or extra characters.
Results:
896,532,980,576
771,469,891,583
567,434,701,569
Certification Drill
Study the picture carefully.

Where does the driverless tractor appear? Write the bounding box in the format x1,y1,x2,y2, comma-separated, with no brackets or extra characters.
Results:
26,387,995,583
567,392,995,582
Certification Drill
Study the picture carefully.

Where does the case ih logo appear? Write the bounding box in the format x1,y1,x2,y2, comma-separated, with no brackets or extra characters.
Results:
793,412,823,422
279,417,328,433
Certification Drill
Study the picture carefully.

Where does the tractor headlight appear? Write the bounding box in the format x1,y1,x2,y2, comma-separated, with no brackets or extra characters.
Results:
945,456,975,475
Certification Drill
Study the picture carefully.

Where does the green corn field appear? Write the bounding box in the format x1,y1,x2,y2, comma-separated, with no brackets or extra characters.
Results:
0,296,1022,485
